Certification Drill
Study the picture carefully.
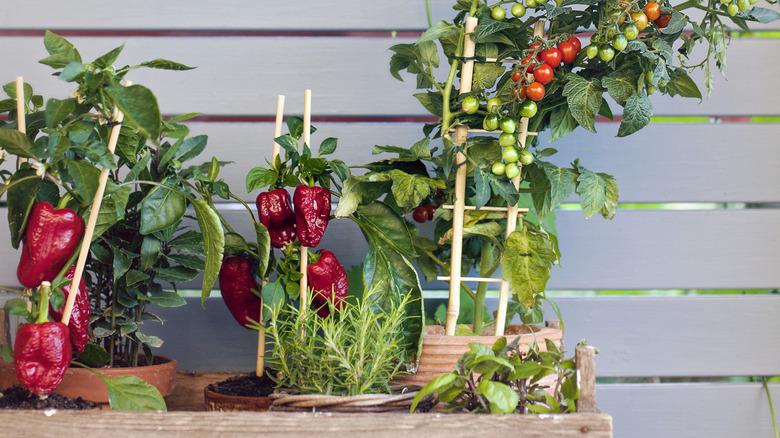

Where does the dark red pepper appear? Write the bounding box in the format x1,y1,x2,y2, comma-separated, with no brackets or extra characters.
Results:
293,185,330,248
14,282,72,397
49,266,90,353
256,189,297,248
218,255,261,327
307,249,348,317
17,202,85,289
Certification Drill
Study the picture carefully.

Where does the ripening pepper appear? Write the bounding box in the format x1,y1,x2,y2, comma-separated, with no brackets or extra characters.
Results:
14,282,72,397
293,185,330,248
218,256,261,327
307,249,348,317
17,202,85,289
49,266,90,353
256,189,297,248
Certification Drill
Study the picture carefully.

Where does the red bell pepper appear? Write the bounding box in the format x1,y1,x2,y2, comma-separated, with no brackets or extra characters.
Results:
307,249,348,317
293,185,330,248
49,266,90,353
256,189,297,248
17,201,85,289
218,255,261,327
14,282,72,397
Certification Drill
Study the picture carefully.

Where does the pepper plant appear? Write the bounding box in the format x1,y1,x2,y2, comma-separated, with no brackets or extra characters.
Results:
338,0,778,334
0,31,226,369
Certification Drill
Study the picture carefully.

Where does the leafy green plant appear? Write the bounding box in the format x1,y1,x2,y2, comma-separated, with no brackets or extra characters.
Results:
265,287,414,396
410,336,578,414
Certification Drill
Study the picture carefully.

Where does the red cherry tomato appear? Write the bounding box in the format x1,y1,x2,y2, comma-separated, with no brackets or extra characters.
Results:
412,206,429,223
568,35,582,52
533,64,554,85
512,86,527,100
512,70,523,82
526,82,545,101
540,48,562,68
557,41,577,64
655,14,671,28
423,204,436,221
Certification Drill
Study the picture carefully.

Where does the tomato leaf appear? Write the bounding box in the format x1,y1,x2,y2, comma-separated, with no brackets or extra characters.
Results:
502,223,556,307
666,68,702,100
562,74,603,133
617,93,653,137
601,74,634,106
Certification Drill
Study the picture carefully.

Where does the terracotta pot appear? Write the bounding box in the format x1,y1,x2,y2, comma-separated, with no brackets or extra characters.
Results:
204,386,272,412
395,323,563,387
0,356,177,404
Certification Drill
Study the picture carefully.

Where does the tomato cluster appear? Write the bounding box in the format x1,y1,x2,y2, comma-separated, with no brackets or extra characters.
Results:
490,0,554,20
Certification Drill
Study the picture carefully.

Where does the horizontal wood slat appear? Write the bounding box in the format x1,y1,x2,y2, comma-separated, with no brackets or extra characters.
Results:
185,121,780,203
0,37,776,116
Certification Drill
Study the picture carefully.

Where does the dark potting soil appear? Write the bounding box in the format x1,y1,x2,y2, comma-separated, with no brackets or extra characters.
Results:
208,373,275,397
0,385,96,410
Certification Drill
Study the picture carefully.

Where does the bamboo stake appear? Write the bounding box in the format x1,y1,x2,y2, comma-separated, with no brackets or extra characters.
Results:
60,82,129,326
255,95,286,378
14,77,32,311
445,16,478,336
495,21,545,336
298,89,312,312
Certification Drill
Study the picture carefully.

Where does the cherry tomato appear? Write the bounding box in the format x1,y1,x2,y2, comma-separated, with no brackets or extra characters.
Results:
519,149,534,165
483,114,500,131
462,96,479,114
645,71,654,84
492,162,506,175
526,0,538,8
599,46,615,62
623,24,639,40
533,64,554,85
585,45,599,59
519,100,538,118
737,0,749,11
412,206,430,223
486,97,502,112
512,86,527,100
512,70,523,82
612,34,628,51
499,132,517,148
568,35,582,52
655,14,672,28
491,6,507,20
557,41,577,64
540,48,562,68
505,163,521,179
644,1,661,21
630,11,649,31
526,82,545,101
423,204,436,220
502,147,519,163
511,2,527,17
647,85,657,95
500,117,517,134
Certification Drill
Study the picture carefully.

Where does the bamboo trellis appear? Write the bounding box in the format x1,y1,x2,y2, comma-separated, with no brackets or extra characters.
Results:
439,18,546,337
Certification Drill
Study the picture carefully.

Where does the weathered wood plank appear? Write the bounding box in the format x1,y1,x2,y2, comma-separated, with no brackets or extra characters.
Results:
167,372,227,412
0,410,612,437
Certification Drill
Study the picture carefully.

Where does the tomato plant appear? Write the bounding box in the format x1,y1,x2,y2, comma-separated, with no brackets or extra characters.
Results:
532,64,554,85
526,82,546,101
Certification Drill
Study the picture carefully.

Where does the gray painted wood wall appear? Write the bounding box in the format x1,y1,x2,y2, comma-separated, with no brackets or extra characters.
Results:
1,1,779,436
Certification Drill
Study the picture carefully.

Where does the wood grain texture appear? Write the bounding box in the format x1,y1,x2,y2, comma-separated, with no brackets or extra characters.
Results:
575,346,597,413
0,410,612,437
0,37,776,116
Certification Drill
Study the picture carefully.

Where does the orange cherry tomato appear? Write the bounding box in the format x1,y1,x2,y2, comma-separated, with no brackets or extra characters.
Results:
630,11,649,31
526,82,545,101
644,1,661,21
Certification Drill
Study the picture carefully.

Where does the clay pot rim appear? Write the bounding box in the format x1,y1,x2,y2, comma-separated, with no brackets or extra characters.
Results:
204,386,273,402
64,356,177,376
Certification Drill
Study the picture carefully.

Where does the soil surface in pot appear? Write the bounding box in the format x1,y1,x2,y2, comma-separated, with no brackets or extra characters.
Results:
0,385,96,410
208,374,275,397
105,355,169,368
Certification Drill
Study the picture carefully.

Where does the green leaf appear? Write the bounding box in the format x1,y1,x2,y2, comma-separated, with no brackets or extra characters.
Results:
261,280,285,322
502,224,556,307
193,199,225,304
77,344,110,367
67,160,101,204
93,183,131,239
413,91,443,117
562,74,603,133
106,84,162,139
156,266,198,282
617,93,652,137
0,128,37,158
474,167,491,209
139,59,195,71
93,44,124,68
410,372,458,412
666,69,702,100
255,222,271,278
747,7,780,23
418,21,457,43
601,74,634,106
599,173,619,220
576,166,615,219
660,11,687,35
99,374,166,411
382,169,443,211
45,98,76,128
318,137,337,155
140,236,162,271
39,31,81,68
175,135,208,163
549,106,578,142
139,185,186,235
6,169,41,249
526,161,577,219
59,61,85,82
477,380,519,414
473,63,505,91
147,291,187,308
475,18,513,43
125,269,150,287
245,167,277,192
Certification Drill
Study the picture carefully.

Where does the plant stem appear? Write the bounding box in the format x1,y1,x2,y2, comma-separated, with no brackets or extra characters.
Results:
425,0,433,27
764,377,779,438
472,241,493,334
35,282,51,324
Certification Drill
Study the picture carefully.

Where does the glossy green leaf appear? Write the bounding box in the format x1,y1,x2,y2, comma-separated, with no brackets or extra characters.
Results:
107,84,161,140
193,199,225,304
99,374,167,411
139,185,186,235
477,380,519,414
0,128,37,158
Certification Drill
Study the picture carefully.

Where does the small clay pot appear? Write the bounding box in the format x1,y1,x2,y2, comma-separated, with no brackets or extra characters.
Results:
0,356,177,404
204,387,272,412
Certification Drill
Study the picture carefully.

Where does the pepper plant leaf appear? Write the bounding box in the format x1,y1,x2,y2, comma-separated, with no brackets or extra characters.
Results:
99,374,166,412
139,185,186,235
0,128,37,159
193,199,225,304
107,84,162,140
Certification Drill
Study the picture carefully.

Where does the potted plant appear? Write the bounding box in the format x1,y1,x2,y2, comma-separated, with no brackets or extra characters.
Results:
0,31,226,409
336,0,777,385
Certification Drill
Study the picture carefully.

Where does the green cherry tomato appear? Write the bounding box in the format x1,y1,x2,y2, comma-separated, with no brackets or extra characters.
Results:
645,71,654,84
499,133,517,148
727,2,739,15
585,45,599,59
483,114,500,131
622,24,639,41
599,46,616,62
647,85,657,95
511,2,527,17
519,149,534,165
491,6,507,20
519,100,538,118
486,97,502,113
502,147,520,163
749,0,758,4
505,163,521,179
526,0,538,8
462,96,479,114
500,117,517,134
612,34,628,51
492,162,506,176
737,0,750,11
719,0,730,4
